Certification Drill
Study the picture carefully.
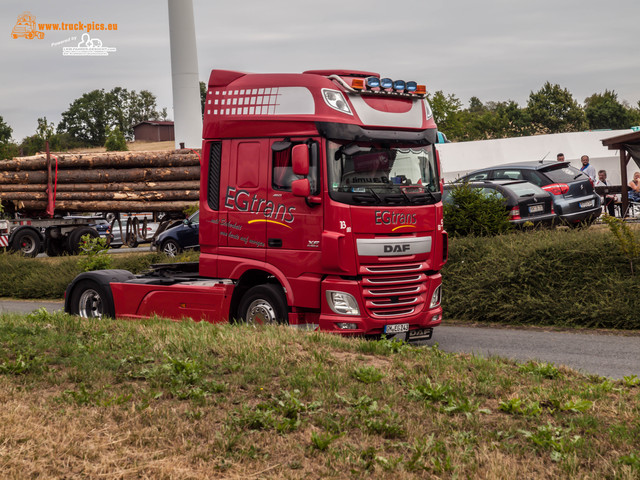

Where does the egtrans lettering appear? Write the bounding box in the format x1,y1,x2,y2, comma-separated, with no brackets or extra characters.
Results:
375,210,417,226
224,186,295,224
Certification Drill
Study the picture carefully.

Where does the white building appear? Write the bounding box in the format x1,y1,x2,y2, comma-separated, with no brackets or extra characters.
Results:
437,129,637,185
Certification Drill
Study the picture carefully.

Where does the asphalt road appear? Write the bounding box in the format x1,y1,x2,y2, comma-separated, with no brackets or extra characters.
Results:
0,299,638,379
426,325,640,380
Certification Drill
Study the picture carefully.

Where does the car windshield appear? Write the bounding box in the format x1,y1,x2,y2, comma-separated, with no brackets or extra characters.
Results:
327,141,440,205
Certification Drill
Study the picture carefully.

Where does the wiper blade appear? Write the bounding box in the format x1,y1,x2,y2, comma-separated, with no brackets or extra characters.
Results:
352,189,383,204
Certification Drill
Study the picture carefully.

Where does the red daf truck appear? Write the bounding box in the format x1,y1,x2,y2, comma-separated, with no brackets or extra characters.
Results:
64,69,447,341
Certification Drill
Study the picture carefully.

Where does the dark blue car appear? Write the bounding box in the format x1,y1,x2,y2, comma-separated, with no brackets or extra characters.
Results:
153,211,199,256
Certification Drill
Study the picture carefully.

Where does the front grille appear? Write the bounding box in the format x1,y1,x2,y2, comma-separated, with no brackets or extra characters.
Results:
360,262,428,318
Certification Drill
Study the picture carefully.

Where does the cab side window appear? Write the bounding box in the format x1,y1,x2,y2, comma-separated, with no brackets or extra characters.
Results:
272,147,296,191
272,141,319,194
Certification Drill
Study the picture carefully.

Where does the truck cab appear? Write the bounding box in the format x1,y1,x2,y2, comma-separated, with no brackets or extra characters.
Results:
66,69,448,341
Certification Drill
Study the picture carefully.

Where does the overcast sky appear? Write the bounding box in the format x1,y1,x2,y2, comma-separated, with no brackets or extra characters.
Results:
1,0,639,141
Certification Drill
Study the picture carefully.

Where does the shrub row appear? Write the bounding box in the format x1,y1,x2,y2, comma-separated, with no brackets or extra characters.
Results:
1,228,638,329
0,251,198,299
442,226,640,329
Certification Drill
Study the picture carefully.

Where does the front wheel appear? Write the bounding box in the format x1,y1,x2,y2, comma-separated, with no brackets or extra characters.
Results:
69,279,114,318
237,284,288,325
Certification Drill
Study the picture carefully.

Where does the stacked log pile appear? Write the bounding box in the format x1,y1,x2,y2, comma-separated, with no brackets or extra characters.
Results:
0,149,200,213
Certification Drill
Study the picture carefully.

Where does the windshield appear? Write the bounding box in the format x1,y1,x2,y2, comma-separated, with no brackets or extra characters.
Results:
327,141,440,205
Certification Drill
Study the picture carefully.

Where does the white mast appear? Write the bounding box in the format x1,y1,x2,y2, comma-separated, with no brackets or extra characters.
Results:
167,0,202,149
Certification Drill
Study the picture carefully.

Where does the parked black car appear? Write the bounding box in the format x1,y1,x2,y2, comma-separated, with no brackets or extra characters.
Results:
457,161,601,226
443,180,556,227
153,211,199,256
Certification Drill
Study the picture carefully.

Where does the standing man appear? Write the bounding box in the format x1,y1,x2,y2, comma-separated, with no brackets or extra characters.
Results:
580,155,597,182
595,169,616,216
557,153,565,162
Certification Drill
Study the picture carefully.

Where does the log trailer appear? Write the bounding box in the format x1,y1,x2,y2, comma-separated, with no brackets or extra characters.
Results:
0,150,200,256
64,69,448,340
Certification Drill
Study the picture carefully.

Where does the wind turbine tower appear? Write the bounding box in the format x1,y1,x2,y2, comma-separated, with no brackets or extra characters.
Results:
167,0,203,149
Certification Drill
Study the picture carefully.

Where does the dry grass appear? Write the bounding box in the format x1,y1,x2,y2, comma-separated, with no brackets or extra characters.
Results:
0,310,639,479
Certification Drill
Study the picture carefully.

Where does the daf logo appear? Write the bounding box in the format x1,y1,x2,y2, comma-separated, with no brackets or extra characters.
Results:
384,244,411,253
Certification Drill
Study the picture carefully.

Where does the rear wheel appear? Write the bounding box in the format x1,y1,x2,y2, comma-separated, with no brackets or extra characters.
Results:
237,284,288,325
11,229,41,257
69,279,114,318
161,239,181,257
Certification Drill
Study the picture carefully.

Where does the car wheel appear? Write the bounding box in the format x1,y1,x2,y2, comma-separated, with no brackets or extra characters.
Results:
11,229,41,257
237,284,288,325
161,239,181,257
69,279,114,318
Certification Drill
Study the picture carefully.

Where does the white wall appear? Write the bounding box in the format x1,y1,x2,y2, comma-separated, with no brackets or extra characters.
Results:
437,129,637,185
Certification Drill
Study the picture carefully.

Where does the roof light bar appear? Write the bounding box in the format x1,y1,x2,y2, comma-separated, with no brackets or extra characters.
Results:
366,76,380,89
380,78,393,89
393,80,406,91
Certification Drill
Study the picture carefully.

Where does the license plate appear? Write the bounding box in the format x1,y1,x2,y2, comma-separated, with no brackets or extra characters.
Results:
408,328,433,341
384,323,409,334
579,200,595,208
528,204,544,214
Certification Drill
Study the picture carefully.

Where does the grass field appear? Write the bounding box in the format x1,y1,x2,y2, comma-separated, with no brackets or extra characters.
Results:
0,309,638,479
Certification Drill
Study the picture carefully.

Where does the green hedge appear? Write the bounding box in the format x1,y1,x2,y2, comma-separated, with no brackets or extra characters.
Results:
0,251,198,299
2,229,639,329
442,227,640,329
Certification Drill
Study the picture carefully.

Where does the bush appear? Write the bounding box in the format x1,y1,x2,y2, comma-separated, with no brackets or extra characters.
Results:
0,251,198,299
104,127,128,152
443,183,512,237
77,234,113,272
442,227,640,329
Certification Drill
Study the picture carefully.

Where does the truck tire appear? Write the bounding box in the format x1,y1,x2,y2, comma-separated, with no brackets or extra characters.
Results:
11,229,41,257
68,279,115,319
67,227,99,255
238,284,288,325
160,239,181,257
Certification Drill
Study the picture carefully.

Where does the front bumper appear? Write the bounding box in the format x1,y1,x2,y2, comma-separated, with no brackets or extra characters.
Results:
316,272,443,336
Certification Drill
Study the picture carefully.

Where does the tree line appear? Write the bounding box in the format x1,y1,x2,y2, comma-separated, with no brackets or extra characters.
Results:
1,81,639,159
0,87,168,158
429,82,640,142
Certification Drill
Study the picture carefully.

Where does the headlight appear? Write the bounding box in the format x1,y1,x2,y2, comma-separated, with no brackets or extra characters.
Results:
0,220,8,231
326,291,360,315
322,89,352,115
430,285,442,308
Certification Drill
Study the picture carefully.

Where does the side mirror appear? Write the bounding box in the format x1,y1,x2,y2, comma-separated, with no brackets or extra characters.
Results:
292,178,310,197
292,144,309,176
183,219,190,225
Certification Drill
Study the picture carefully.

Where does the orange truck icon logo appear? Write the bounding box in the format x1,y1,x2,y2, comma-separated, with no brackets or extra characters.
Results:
11,12,44,39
